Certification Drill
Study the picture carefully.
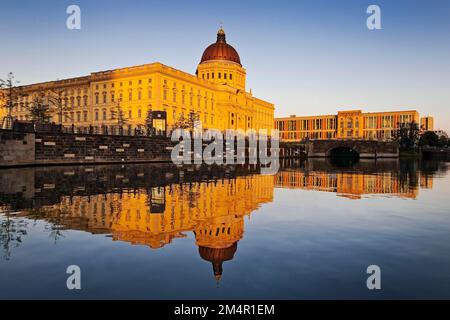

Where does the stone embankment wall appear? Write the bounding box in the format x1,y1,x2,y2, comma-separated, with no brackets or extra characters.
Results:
1,129,292,168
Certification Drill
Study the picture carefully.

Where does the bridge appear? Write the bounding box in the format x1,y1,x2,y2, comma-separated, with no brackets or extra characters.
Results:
305,140,399,159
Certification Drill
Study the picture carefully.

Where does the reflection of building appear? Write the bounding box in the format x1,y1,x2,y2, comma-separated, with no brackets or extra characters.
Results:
33,174,274,279
2,28,274,133
275,109,424,141
275,170,423,199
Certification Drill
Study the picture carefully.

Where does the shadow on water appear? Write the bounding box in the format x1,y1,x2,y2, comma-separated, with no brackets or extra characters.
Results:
328,147,360,168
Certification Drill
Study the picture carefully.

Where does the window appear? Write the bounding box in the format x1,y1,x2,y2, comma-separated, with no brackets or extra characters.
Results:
138,109,142,118
218,73,221,79
129,91,132,101
83,111,88,122
138,91,142,100
163,90,167,100
138,79,142,85
212,73,214,79
95,93,99,105
207,73,210,79
103,92,107,104
224,73,227,80
111,93,115,102
77,112,81,122
83,96,88,106
102,109,107,120
230,73,233,80
128,110,132,119
173,91,177,102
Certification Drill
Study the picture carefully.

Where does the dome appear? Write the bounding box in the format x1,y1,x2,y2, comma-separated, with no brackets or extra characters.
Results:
199,243,238,281
200,28,241,66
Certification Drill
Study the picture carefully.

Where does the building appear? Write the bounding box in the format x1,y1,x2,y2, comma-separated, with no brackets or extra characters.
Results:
275,109,421,141
1,28,274,134
433,130,448,139
421,116,434,132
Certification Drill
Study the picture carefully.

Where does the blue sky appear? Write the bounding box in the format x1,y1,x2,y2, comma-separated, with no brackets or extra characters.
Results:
1,0,449,131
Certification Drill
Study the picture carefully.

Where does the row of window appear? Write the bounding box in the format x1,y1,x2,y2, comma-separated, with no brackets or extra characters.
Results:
201,72,233,80
276,118,337,131
94,78,152,91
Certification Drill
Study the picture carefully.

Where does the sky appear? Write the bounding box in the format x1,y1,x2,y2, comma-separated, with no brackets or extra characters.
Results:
1,0,449,131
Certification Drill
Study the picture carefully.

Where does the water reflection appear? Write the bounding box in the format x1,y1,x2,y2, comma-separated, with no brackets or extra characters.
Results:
0,159,447,281
276,159,439,199
0,164,274,280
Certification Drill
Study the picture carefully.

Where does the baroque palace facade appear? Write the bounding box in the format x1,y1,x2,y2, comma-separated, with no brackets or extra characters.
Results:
275,110,434,142
1,28,274,134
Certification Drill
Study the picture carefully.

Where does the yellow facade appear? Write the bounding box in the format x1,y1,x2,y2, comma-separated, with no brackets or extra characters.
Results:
1,29,274,134
275,170,421,199
275,109,421,141
420,116,434,132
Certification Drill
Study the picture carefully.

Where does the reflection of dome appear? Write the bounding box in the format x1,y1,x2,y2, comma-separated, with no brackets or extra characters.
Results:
199,243,238,281
200,28,242,65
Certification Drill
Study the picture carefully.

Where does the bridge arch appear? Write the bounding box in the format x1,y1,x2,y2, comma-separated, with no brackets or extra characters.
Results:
306,140,399,159
327,146,361,158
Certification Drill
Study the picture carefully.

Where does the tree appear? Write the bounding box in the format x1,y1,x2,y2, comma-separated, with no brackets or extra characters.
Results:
0,72,23,129
26,91,52,123
419,131,440,147
145,109,153,135
45,88,72,125
438,135,449,147
110,99,128,134
393,122,420,150
173,113,194,130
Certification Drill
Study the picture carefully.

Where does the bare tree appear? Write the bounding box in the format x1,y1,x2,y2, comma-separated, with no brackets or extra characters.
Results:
45,88,72,125
0,72,23,129
173,113,195,130
25,90,52,124
110,99,128,134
